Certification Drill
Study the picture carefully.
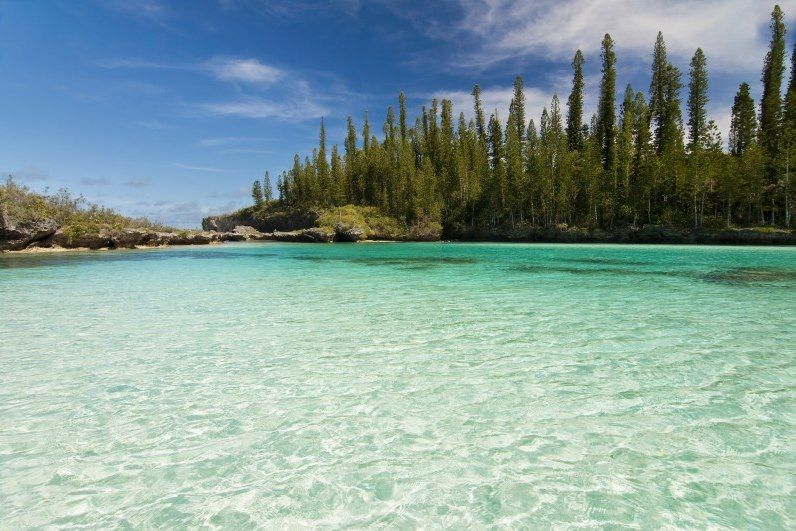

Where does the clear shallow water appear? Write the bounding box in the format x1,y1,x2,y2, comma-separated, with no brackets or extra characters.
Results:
1,242,795,528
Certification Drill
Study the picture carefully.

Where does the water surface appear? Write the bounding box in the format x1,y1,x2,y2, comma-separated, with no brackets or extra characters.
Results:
1,242,795,527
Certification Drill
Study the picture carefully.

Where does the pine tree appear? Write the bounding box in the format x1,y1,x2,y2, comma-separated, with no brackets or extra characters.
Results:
488,112,505,221
687,48,709,150
567,50,585,151
650,32,668,154
316,118,330,205
472,84,487,141
506,78,526,224
251,179,263,207
330,145,344,205
263,171,272,202
781,42,796,226
344,116,358,202
511,76,526,142
616,85,637,213
760,4,787,165
362,111,371,152
729,83,757,157
597,34,617,172
399,92,408,142
662,63,684,154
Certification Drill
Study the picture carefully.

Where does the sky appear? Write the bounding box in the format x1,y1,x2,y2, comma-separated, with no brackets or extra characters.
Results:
1,0,795,227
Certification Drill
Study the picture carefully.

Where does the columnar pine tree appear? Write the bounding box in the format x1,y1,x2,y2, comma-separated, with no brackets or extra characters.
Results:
650,32,668,154
399,91,408,142
251,179,263,208
567,50,585,152
760,5,787,168
472,84,487,141
781,42,796,226
597,34,617,172
263,171,273,202
687,48,709,150
729,83,758,157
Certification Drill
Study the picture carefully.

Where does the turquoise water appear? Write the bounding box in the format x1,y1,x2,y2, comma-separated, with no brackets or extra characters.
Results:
1,242,795,528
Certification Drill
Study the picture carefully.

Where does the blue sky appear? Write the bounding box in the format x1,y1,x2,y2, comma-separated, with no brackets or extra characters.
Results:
1,0,794,227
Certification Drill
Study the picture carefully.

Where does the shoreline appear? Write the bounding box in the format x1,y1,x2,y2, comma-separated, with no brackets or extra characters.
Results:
3,233,795,255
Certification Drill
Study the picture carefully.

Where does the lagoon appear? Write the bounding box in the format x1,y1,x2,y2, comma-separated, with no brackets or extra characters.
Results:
1,242,794,527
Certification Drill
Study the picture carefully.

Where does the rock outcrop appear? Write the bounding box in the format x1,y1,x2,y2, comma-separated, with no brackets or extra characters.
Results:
0,208,58,251
272,228,334,243
202,209,318,233
1,211,247,252
334,223,365,242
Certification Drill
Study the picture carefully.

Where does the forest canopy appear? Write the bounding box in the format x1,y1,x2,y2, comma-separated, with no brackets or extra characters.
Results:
249,5,795,233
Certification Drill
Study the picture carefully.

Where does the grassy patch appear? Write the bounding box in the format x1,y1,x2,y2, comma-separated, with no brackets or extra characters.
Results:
316,204,410,239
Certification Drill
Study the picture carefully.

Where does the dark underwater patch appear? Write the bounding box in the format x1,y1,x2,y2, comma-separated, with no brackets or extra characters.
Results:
351,256,477,266
0,249,271,270
509,263,694,279
559,257,656,266
702,267,796,285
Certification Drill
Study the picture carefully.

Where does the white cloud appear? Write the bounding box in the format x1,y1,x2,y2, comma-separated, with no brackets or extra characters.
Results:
202,98,329,121
448,0,796,72
104,0,169,25
204,58,284,84
98,55,339,122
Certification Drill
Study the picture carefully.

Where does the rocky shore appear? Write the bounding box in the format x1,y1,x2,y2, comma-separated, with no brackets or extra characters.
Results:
0,210,246,253
203,208,796,246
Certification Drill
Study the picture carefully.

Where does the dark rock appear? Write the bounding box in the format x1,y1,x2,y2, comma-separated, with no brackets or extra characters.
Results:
110,228,155,248
203,209,318,233
52,227,114,249
232,225,265,240
216,232,247,242
272,228,334,243
334,223,364,242
203,218,220,232
162,232,213,245
0,208,58,251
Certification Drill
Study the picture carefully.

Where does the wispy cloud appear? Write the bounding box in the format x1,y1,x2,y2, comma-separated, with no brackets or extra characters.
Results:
440,0,796,73
99,56,284,85
2,166,50,182
171,163,226,173
217,0,363,19
103,0,169,26
128,199,243,228
97,54,337,122
78,177,110,186
201,97,329,121
204,58,284,84
123,177,151,188
134,119,173,130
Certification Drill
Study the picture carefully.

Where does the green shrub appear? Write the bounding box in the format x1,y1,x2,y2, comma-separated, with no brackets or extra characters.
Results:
1,176,173,231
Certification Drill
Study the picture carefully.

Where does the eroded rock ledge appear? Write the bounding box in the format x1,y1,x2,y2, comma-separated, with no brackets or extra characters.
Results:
0,211,246,252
